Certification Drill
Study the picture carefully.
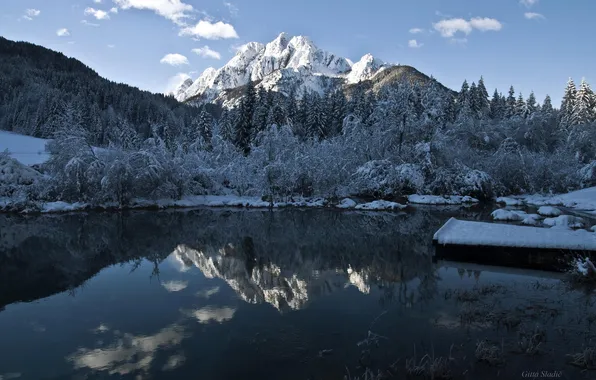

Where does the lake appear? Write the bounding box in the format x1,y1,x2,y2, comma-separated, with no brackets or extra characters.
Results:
0,206,594,379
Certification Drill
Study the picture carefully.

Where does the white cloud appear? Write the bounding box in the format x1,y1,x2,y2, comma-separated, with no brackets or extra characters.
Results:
179,20,239,40
84,7,110,20
196,286,220,299
165,73,192,94
469,17,503,32
409,28,424,34
22,9,41,20
408,39,423,48
56,28,70,37
187,307,236,324
524,12,545,20
26,9,41,17
192,45,221,59
110,7,118,14
67,324,188,376
113,0,194,25
520,0,539,7
433,18,472,37
160,53,190,66
107,44,116,48
81,19,100,27
433,17,502,37
161,280,188,292
223,2,239,17
93,0,102,3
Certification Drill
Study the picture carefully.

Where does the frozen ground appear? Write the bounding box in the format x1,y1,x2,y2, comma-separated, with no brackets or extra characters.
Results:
407,194,479,205
0,131,50,166
520,187,596,214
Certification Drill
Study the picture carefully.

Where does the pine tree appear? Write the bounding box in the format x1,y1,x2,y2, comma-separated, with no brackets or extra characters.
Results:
506,86,516,118
560,78,577,128
515,93,527,117
305,92,326,139
443,94,457,124
253,87,270,134
362,91,376,124
489,89,503,119
330,90,347,136
266,104,286,127
457,80,470,111
542,95,553,115
469,82,478,116
574,78,595,125
198,109,214,148
235,80,257,155
526,92,538,118
284,87,298,125
475,77,490,119
219,109,236,142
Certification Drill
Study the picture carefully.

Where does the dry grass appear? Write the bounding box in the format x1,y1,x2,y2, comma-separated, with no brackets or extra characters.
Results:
405,345,454,379
567,347,596,370
516,325,546,355
444,284,505,303
475,340,505,366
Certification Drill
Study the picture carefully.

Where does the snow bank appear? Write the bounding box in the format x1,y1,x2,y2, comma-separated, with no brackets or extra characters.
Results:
2,195,409,214
571,257,596,277
522,194,564,207
521,214,542,226
337,198,357,209
42,201,90,213
491,209,525,221
354,200,406,210
557,187,596,211
537,206,562,217
434,217,596,250
518,187,596,212
592,225,596,232
543,215,585,229
0,131,50,166
496,197,524,206
408,194,479,205
0,153,41,186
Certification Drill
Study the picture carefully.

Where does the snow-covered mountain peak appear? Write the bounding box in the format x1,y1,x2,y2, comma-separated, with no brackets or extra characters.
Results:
264,32,291,57
346,53,389,84
176,33,395,103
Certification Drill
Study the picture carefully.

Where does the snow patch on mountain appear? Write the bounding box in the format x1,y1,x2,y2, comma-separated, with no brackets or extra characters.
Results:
176,33,393,103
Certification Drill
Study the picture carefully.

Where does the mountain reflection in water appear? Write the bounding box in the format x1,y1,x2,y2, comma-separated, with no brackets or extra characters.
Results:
0,206,492,380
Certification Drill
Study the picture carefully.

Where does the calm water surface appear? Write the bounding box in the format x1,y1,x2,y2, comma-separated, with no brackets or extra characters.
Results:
0,206,594,380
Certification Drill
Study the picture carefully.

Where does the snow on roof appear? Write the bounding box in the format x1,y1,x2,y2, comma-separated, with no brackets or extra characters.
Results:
433,217,596,251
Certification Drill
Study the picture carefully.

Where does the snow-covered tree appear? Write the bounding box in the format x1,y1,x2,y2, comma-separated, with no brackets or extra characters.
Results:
525,92,538,118
574,78,595,125
506,86,517,118
235,80,257,155
560,78,577,129
475,76,490,118
542,95,554,115
515,93,527,117
489,89,504,120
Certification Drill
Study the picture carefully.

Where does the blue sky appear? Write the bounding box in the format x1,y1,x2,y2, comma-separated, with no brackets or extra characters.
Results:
0,0,593,105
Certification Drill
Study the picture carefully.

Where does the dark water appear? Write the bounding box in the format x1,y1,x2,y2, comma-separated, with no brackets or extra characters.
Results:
0,206,594,380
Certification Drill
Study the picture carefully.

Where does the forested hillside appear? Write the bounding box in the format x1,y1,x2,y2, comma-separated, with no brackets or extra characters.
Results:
1,37,596,211
0,36,212,147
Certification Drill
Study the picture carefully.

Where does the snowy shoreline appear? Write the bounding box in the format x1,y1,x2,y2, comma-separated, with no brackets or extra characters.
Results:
0,194,485,215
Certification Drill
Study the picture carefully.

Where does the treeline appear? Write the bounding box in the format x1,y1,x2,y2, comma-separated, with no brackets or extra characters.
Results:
0,36,209,146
